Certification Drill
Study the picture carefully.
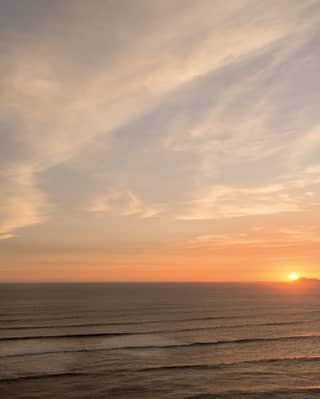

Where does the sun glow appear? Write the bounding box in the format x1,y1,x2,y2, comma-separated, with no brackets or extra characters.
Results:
290,273,300,281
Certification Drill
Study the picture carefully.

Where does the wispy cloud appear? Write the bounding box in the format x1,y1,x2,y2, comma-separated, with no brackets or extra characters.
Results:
1,0,320,242
177,168,320,220
188,226,320,249
0,164,49,239
87,191,161,218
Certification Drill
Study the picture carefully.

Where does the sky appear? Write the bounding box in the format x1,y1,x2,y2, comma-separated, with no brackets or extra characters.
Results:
1,0,320,282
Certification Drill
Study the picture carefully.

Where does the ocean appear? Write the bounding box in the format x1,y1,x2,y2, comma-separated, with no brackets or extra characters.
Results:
0,283,320,398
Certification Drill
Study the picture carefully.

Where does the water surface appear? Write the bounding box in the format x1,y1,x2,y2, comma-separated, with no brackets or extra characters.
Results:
0,283,319,398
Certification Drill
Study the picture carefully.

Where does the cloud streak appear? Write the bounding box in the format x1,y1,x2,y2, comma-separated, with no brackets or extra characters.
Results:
0,164,49,239
87,191,161,218
0,0,320,246
177,167,320,220
188,226,320,250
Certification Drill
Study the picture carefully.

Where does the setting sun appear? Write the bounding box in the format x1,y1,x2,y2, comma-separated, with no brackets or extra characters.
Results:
290,273,300,281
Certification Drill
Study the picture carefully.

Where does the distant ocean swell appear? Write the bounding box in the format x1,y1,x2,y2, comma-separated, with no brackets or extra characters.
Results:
0,319,310,331
186,386,320,399
1,334,320,358
1,356,320,382
1,306,319,324
0,332,319,344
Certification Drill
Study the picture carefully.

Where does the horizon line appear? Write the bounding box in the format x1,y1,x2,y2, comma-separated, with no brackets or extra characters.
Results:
0,280,305,284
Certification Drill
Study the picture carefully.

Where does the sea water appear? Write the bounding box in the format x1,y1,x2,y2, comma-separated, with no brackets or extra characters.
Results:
0,283,320,398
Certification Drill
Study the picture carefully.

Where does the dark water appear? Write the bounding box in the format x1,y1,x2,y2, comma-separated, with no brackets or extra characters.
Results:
0,283,320,398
